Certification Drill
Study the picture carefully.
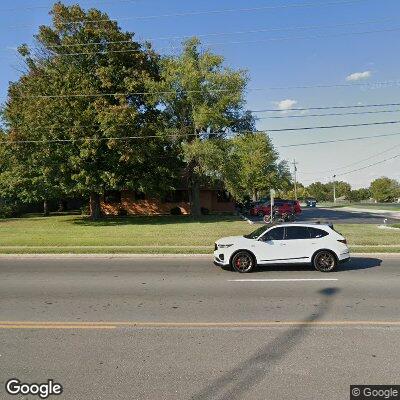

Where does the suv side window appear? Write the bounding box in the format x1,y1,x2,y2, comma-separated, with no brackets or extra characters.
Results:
308,227,329,238
261,227,285,241
285,226,310,240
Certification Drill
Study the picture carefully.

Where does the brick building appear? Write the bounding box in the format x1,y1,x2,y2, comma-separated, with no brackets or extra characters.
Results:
100,188,235,215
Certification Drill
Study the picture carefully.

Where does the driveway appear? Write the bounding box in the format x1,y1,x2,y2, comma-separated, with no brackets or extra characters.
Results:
250,206,400,224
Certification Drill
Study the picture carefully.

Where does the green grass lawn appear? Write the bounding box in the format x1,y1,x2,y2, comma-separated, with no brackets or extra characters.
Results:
0,215,254,253
0,215,399,253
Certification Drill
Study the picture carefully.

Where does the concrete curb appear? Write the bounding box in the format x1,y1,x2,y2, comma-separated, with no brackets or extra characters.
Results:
0,254,213,259
0,253,398,259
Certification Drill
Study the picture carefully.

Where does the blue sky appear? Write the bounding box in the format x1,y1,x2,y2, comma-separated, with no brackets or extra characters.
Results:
1,0,399,188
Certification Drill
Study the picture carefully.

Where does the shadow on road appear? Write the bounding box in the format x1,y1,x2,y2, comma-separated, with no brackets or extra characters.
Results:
190,287,339,400
337,257,382,271
249,257,381,273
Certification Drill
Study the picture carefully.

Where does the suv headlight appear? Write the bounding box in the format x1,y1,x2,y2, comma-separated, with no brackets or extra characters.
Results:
218,244,233,248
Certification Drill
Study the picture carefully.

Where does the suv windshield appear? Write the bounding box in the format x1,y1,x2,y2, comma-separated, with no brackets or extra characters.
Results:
244,225,270,239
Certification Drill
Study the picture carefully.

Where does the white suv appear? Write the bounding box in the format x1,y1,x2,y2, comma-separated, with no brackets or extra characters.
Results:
214,223,350,273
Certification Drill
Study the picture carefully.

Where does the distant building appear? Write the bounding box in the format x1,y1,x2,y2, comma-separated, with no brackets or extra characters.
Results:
100,188,235,216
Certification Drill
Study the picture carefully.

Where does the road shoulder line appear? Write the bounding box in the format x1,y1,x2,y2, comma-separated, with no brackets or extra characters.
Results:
0,252,399,259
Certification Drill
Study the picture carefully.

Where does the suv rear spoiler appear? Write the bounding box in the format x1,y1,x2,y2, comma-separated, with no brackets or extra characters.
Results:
315,221,334,229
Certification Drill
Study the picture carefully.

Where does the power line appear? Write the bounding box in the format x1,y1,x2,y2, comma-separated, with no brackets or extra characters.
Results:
336,153,400,176
267,120,400,133
5,80,400,100
250,102,400,113
27,26,400,57
198,26,400,49
302,143,400,174
3,130,400,146
0,0,145,12
0,133,197,144
5,119,400,133
7,0,372,28
278,132,400,148
256,109,400,119
13,17,394,50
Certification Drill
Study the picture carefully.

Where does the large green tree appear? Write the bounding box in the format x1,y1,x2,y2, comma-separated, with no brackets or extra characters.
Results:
2,2,180,219
348,187,371,202
370,177,400,202
145,38,252,216
183,132,291,202
306,181,331,201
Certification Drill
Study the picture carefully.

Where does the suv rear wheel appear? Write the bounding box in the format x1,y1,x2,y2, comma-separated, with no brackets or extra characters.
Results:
313,250,337,272
231,251,255,273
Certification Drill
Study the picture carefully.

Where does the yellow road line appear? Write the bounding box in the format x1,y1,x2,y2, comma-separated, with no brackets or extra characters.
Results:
0,325,115,329
0,320,400,329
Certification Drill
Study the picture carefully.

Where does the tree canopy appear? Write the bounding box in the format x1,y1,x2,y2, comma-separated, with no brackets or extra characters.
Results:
370,177,400,202
1,2,181,218
144,37,253,215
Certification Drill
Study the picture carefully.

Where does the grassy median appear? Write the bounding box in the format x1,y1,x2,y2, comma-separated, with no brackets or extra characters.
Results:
0,214,399,253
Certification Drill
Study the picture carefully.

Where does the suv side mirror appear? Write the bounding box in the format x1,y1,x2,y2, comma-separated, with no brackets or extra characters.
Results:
260,234,272,242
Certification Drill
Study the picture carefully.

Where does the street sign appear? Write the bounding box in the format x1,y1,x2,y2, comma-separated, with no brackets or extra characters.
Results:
270,189,275,207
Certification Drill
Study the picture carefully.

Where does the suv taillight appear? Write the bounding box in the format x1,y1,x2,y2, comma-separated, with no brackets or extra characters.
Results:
337,239,347,245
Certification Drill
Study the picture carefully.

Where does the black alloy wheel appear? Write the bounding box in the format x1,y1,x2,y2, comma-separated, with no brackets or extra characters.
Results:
231,251,255,273
313,250,337,272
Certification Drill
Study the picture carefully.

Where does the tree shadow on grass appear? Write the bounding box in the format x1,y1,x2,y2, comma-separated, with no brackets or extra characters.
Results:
72,215,240,227
190,287,339,400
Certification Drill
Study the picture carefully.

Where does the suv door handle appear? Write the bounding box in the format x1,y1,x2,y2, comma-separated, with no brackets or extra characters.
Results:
280,243,287,246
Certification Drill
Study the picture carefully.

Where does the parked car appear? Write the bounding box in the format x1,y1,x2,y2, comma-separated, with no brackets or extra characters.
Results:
287,200,302,214
214,222,350,273
249,199,301,217
306,198,317,207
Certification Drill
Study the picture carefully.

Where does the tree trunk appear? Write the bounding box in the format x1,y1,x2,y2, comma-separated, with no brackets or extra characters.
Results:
189,179,201,218
58,199,66,212
43,200,49,217
89,192,101,220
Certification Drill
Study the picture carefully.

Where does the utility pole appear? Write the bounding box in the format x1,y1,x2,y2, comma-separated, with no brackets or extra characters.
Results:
292,159,298,200
333,174,336,203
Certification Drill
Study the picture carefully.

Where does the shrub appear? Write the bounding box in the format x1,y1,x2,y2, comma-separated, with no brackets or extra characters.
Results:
80,204,90,215
117,208,128,216
0,201,20,218
170,207,182,215
201,207,210,215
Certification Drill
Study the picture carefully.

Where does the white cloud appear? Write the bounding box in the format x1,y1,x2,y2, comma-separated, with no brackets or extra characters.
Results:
276,99,297,111
345,71,372,81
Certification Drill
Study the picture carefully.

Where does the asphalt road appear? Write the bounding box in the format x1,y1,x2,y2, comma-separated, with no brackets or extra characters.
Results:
0,255,399,399
252,206,400,224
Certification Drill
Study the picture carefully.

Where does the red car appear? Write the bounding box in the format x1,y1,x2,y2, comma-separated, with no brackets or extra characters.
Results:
250,200,301,217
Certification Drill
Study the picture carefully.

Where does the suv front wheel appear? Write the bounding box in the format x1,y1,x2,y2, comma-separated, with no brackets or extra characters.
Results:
313,250,337,272
231,251,255,273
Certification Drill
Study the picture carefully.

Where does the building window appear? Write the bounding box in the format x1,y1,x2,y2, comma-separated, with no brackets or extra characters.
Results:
104,190,121,204
216,190,231,203
164,190,189,203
